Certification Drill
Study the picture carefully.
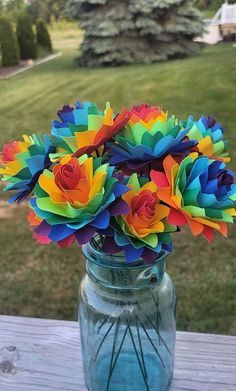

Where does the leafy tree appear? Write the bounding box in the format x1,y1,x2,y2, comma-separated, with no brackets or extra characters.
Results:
5,0,25,13
0,15,20,66
36,18,52,52
196,0,235,11
47,0,68,21
16,13,37,59
67,0,204,67
27,0,68,23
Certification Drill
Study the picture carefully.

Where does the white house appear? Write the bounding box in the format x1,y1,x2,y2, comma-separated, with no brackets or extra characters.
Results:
196,1,236,45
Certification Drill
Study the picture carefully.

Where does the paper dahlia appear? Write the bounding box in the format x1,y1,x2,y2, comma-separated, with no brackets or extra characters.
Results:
51,100,129,161
108,104,196,172
0,134,55,203
151,154,236,242
183,115,230,163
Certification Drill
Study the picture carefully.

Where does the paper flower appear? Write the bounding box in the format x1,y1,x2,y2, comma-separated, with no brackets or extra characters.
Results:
51,100,129,161
101,173,175,263
108,104,197,172
151,154,236,242
183,115,230,162
30,155,129,248
0,134,55,203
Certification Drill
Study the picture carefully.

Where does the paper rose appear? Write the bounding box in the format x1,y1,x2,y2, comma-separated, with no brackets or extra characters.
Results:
183,115,230,162
151,154,236,242
101,174,175,263
51,100,129,161
0,134,55,203
29,155,129,248
108,104,197,172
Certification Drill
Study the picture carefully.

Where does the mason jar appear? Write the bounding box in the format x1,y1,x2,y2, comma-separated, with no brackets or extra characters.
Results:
79,239,176,391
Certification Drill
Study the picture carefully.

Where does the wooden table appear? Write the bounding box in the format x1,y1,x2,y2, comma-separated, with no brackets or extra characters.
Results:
0,316,235,391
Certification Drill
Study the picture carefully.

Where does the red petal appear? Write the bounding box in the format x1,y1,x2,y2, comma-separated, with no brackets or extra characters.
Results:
58,234,75,248
151,170,169,188
202,226,215,243
167,207,187,226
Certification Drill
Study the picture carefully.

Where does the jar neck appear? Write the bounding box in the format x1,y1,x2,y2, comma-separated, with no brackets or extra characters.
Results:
82,241,169,292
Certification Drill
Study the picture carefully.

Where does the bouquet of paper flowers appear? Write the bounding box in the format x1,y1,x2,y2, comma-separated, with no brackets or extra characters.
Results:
0,102,235,263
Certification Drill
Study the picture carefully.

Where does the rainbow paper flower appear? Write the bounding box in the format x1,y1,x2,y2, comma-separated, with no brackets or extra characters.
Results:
1,100,235,265
108,104,197,172
51,101,129,161
183,115,230,162
29,155,129,248
151,154,236,242
101,174,175,263
0,134,55,203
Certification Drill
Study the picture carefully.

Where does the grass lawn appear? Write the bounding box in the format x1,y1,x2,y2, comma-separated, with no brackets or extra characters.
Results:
0,34,235,335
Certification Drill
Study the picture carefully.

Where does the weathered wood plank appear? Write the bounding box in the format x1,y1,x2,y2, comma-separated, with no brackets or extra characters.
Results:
0,316,235,391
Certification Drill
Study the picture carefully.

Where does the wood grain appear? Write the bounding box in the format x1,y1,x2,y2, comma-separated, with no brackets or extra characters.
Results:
0,316,235,391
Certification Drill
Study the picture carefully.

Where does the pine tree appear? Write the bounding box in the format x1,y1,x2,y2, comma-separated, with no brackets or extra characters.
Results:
0,16,20,66
16,13,37,59
36,19,52,52
67,0,204,67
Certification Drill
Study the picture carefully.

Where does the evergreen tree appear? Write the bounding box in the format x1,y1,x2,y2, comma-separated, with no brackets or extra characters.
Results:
0,16,20,66
67,0,204,67
36,19,52,52
16,13,37,59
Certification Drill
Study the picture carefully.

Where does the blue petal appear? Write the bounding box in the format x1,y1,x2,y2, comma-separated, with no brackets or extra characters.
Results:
123,244,144,263
26,155,45,176
90,210,110,229
113,183,130,198
49,224,76,241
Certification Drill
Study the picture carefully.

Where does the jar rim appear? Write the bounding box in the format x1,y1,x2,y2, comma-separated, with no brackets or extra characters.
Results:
82,236,170,270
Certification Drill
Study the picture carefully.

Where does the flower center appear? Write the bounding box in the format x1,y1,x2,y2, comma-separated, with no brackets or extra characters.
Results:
54,159,82,190
131,190,157,221
217,170,234,189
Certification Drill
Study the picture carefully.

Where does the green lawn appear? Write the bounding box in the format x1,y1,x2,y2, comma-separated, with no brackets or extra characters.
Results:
0,37,235,334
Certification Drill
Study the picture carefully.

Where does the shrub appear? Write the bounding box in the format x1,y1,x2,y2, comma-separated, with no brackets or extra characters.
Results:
36,19,52,52
0,16,20,67
16,13,37,60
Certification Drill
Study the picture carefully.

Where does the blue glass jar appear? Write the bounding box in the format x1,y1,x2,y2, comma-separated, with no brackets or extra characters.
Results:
79,240,176,391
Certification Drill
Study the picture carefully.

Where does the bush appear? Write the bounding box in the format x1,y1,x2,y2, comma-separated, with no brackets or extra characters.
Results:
0,16,20,67
36,19,52,52
16,13,37,60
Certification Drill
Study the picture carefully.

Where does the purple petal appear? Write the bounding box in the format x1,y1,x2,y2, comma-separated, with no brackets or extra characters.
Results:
57,104,74,123
142,248,159,264
101,237,121,254
35,220,51,236
109,199,129,216
75,226,96,245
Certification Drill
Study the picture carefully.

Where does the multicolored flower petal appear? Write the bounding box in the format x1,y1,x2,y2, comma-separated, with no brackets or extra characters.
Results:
30,155,130,247
183,115,230,162
51,100,129,161
101,173,175,263
0,134,55,203
108,104,197,172
151,154,236,242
